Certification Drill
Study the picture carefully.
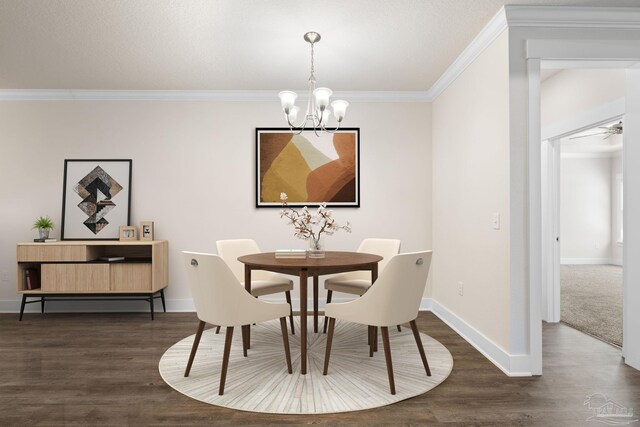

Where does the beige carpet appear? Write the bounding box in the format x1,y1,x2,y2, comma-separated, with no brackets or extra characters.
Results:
561,264,623,347
159,317,453,414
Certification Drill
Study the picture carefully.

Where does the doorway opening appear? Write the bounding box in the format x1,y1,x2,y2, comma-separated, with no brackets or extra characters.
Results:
557,121,624,347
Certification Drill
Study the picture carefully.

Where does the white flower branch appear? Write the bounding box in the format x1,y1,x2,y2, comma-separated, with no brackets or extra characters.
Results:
279,192,351,243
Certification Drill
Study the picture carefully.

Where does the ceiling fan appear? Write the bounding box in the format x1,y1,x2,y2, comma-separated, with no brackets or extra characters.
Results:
569,121,623,140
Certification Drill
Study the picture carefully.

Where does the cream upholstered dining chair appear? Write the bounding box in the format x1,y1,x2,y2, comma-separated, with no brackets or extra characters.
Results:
323,251,433,395
216,239,295,334
323,238,401,333
182,251,292,395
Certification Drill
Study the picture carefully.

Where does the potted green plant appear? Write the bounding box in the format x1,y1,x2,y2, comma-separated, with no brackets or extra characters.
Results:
33,216,54,239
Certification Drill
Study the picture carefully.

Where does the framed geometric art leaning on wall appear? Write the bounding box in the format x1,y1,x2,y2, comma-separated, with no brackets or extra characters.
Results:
61,159,132,240
256,128,360,208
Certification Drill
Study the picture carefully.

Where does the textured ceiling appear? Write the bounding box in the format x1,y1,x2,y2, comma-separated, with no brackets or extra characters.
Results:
0,0,639,91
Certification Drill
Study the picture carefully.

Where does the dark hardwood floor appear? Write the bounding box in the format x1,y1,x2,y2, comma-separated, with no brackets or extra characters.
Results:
1,311,639,426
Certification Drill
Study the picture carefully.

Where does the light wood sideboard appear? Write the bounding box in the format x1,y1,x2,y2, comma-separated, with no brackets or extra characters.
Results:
16,240,168,320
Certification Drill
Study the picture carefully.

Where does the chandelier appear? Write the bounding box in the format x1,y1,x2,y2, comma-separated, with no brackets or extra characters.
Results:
278,32,349,134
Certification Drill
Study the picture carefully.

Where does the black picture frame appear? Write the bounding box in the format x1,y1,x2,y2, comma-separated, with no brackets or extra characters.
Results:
61,159,132,240
256,128,360,208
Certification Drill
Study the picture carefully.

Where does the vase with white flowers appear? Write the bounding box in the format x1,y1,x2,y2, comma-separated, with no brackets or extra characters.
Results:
279,193,351,258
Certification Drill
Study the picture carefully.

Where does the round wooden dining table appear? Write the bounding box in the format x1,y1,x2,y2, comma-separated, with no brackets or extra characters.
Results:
238,251,383,374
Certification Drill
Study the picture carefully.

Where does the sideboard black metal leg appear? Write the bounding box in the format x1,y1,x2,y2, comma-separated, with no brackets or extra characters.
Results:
41,297,45,314
160,289,166,312
19,295,27,321
150,295,155,320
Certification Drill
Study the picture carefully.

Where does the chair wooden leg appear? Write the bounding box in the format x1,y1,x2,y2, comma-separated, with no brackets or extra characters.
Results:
369,326,374,357
323,317,336,375
322,290,333,334
219,326,234,395
241,325,248,357
280,317,293,374
215,325,221,334
373,326,378,352
313,276,319,333
410,319,432,376
381,326,396,395
285,291,295,335
397,325,402,332
184,320,206,377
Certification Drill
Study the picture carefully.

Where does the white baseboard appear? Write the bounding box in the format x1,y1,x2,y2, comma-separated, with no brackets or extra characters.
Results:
0,295,531,376
624,355,640,371
561,258,623,265
427,299,532,377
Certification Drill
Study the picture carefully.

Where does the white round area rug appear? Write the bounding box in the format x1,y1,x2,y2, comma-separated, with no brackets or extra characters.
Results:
159,317,453,414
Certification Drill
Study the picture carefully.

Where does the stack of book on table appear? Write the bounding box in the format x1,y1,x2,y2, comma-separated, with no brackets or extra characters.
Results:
275,249,307,259
33,238,57,243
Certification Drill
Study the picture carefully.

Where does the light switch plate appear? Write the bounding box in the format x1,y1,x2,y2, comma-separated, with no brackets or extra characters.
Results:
492,213,500,230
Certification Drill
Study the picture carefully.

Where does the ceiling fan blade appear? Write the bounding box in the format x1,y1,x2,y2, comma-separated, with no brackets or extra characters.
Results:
569,132,610,140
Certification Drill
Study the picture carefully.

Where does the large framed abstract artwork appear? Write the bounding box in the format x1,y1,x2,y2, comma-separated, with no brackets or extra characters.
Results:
61,159,132,240
256,128,360,207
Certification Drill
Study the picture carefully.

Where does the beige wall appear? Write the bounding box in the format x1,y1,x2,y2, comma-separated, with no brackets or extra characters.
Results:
0,101,432,309
432,31,511,351
541,68,625,128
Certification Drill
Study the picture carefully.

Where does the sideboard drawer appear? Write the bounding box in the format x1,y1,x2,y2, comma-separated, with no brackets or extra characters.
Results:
110,263,152,291
17,245,89,262
41,264,110,292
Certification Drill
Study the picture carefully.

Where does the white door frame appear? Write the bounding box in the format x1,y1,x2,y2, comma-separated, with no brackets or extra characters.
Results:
540,103,625,324
527,40,640,373
541,137,560,323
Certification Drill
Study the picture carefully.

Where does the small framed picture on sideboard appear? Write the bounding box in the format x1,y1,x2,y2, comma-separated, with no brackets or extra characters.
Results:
140,221,154,241
119,226,138,241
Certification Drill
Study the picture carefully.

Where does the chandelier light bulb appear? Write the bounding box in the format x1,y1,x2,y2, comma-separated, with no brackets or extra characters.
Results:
313,87,333,110
320,109,331,125
278,91,298,113
331,100,349,122
287,106,300,123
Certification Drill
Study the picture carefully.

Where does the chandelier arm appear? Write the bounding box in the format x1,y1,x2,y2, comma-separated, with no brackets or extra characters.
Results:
285,115,311,135
321,120,342,134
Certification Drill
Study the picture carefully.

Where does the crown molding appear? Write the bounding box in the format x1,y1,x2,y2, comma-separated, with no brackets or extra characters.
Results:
0,90,275,101
0,89,431,103
334,91,432,102
504,5,640,29
427,8,508,101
